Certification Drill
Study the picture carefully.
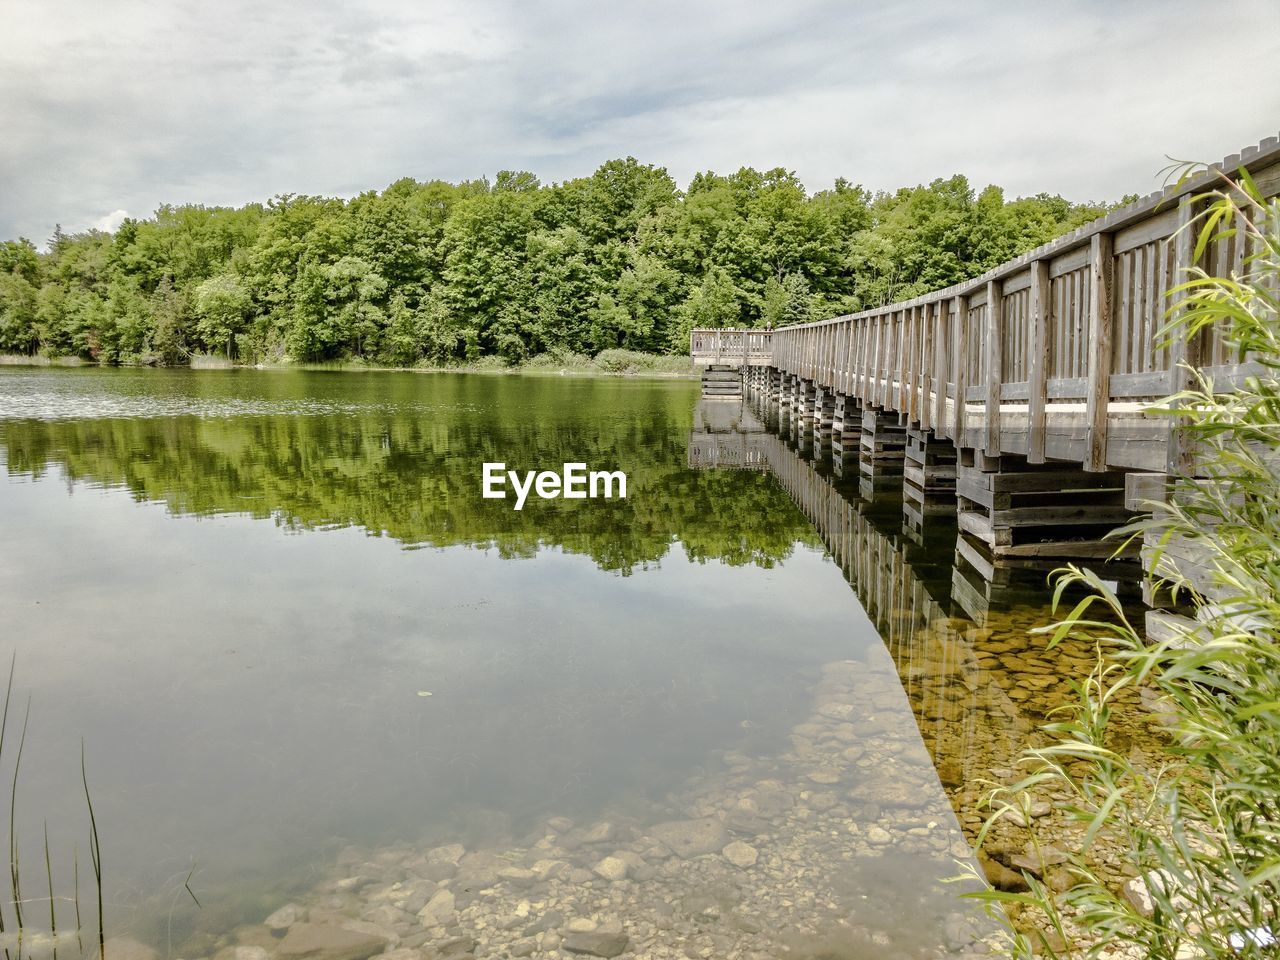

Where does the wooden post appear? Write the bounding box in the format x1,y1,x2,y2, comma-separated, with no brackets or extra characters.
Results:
839,321,849,396
884,313,894,410
920,302,934,431
1166,198,1204,476
1085,232,1115,472
952,294,969,445
984,280,1002,456
853,320,864,401
903,307,915,422
898,310,909,418
859,318,870,404
908,306,921,424
931,300,947,436
870,317,880,407
1027,261,1051,463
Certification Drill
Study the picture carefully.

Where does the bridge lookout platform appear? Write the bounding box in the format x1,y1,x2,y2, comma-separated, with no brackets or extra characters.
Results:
691,330,774,399
689,133,1280,617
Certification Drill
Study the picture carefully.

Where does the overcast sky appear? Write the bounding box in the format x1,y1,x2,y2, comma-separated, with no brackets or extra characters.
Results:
2,0,1278,243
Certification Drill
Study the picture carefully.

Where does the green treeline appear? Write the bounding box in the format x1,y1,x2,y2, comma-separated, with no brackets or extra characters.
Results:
0,159,1122,366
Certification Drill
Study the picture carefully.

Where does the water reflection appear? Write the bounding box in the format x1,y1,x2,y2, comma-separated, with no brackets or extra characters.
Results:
691,394,1157,917
2,369,999,959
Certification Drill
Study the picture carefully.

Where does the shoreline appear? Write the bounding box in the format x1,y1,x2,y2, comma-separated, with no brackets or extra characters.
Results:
0,354,698,380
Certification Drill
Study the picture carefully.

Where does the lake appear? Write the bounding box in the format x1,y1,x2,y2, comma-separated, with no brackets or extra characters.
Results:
0,367,1134,960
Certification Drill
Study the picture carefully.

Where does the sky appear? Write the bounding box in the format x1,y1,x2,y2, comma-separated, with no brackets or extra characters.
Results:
2,0,1278,244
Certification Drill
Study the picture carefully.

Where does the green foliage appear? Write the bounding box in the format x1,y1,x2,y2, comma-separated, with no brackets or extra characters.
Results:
966,177,1280,958
194,274,250,358
1,161,1115,366
593,348,668,373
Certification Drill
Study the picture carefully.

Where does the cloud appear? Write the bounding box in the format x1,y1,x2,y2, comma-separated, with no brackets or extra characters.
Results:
89,209,129,234
1,0,1278,243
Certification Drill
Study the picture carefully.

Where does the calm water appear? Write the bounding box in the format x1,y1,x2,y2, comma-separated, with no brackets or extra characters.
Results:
0,367,1136,959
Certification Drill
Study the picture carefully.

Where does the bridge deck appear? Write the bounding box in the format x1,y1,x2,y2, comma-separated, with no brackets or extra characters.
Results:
692,133,1280,475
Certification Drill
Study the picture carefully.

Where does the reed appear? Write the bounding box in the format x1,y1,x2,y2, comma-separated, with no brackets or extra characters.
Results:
0,654,105,960
961,168,1280,958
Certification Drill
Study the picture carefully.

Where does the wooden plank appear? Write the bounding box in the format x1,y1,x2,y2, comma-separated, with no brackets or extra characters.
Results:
1125,472,1170,510
882,313,893,408
952,295,969,442
1166,198,1203,475
931,300,947,435
1114,207,1178,253
1145,610,1201,648
913,305,925,426
990,504,1133,527
858,318,870,402
985,280,1003,455
871,314,884,408
913,304,925,424
840,320,851,394
1001,268,1033,295
1116,250,1132,375
1002,539,1136,559
896,309,908,413
957,508,997,546
1084,232,1115,471
1048,245,1090,278
904,306,917,422
1027,260,1050,463
955,533,998,582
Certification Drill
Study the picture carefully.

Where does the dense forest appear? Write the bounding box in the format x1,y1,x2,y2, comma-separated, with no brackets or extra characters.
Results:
0,159,1123,366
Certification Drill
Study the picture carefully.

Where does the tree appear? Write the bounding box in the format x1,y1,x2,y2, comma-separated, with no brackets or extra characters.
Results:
0,157,1123,365
194,274,251,357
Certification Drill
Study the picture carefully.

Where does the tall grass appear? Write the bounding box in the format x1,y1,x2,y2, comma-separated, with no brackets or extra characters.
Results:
962,170,1280,957
0,655,104,960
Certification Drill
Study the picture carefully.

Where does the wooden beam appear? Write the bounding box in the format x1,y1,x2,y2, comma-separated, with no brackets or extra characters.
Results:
845,319,854,396
870,314,883,409
985,280,1002,456
952,294,969,444
1085,232,1115,471
905,306,918,423
931,300,947,436
880,313,891,409
1027,260,1051,463
895,310,907,413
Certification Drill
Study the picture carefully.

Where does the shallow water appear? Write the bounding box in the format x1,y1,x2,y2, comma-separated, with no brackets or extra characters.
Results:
0,368,1147,959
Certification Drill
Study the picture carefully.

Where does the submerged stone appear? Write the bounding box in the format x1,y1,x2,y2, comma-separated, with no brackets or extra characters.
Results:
275,923,388,960
592,855,629,881
417,889,457,927
426,843,465,866
264,903,305,930
562,931,630,958
722,840,759,868
650,817,729,858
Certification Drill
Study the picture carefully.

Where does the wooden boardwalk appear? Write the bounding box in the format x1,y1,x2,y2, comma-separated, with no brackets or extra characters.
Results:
693,135,1278,470
691,134,1280,566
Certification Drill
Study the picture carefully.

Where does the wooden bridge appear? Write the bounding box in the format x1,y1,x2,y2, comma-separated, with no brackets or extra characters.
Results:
690,134,1279,580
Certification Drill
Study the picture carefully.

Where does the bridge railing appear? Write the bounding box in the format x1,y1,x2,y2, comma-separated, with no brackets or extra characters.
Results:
690,328,773,366
704,134,1280,475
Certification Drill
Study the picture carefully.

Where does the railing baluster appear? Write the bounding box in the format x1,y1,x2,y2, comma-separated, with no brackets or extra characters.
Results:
1085,233,1115,471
